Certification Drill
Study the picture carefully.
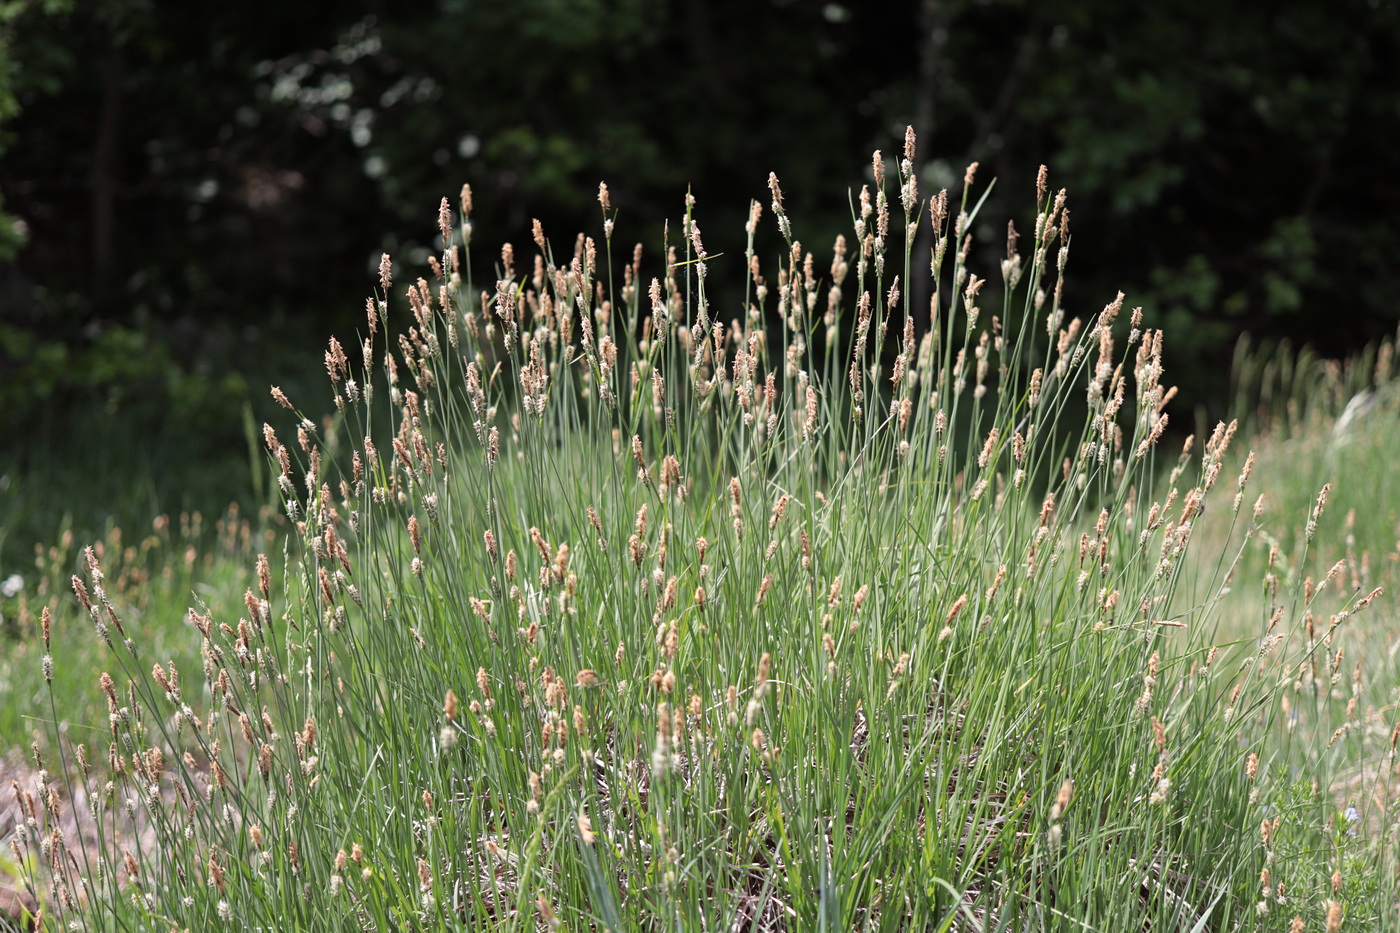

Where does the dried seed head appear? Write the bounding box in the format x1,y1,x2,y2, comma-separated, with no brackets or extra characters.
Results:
537,895,560,930
769,493,791,530
946,594,969,625
1305,483,1332,542
152,663,170,695
416,856,432,892
632,434,649,482
207,846,225,892
545,674,568,710
120,849,140,885
255,553,272,601
978,427,999,470
437,197,452,244
1050,779,1073,821
755,574,773,606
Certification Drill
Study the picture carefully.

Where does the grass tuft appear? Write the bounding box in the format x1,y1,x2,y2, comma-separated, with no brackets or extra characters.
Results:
8,133,1400,931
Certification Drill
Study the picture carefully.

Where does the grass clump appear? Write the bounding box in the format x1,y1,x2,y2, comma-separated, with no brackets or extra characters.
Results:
0,506,277,746
11,132,1399,931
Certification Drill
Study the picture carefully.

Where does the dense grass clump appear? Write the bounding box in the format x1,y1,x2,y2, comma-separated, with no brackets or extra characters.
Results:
10,132,1399,931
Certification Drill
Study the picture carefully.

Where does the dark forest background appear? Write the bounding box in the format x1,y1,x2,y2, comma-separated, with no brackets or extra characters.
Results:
2,0,1398,556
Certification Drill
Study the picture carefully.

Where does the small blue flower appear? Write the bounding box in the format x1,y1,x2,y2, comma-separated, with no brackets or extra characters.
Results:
1345,806,1359,835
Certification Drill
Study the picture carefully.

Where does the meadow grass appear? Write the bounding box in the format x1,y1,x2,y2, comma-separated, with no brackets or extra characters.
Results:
1182,336,1400,927
7,132,1399,931
0,505,278,746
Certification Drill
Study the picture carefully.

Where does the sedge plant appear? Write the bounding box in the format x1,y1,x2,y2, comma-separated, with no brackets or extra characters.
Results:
17,129,1399,931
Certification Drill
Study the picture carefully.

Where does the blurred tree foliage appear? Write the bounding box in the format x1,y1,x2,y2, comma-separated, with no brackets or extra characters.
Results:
1,0,1398,447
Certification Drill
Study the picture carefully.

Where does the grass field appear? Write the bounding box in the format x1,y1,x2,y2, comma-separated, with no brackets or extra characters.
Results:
3,137,1398,931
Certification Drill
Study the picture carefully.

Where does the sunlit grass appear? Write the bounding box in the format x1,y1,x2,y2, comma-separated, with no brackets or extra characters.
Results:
8,133,1399,932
